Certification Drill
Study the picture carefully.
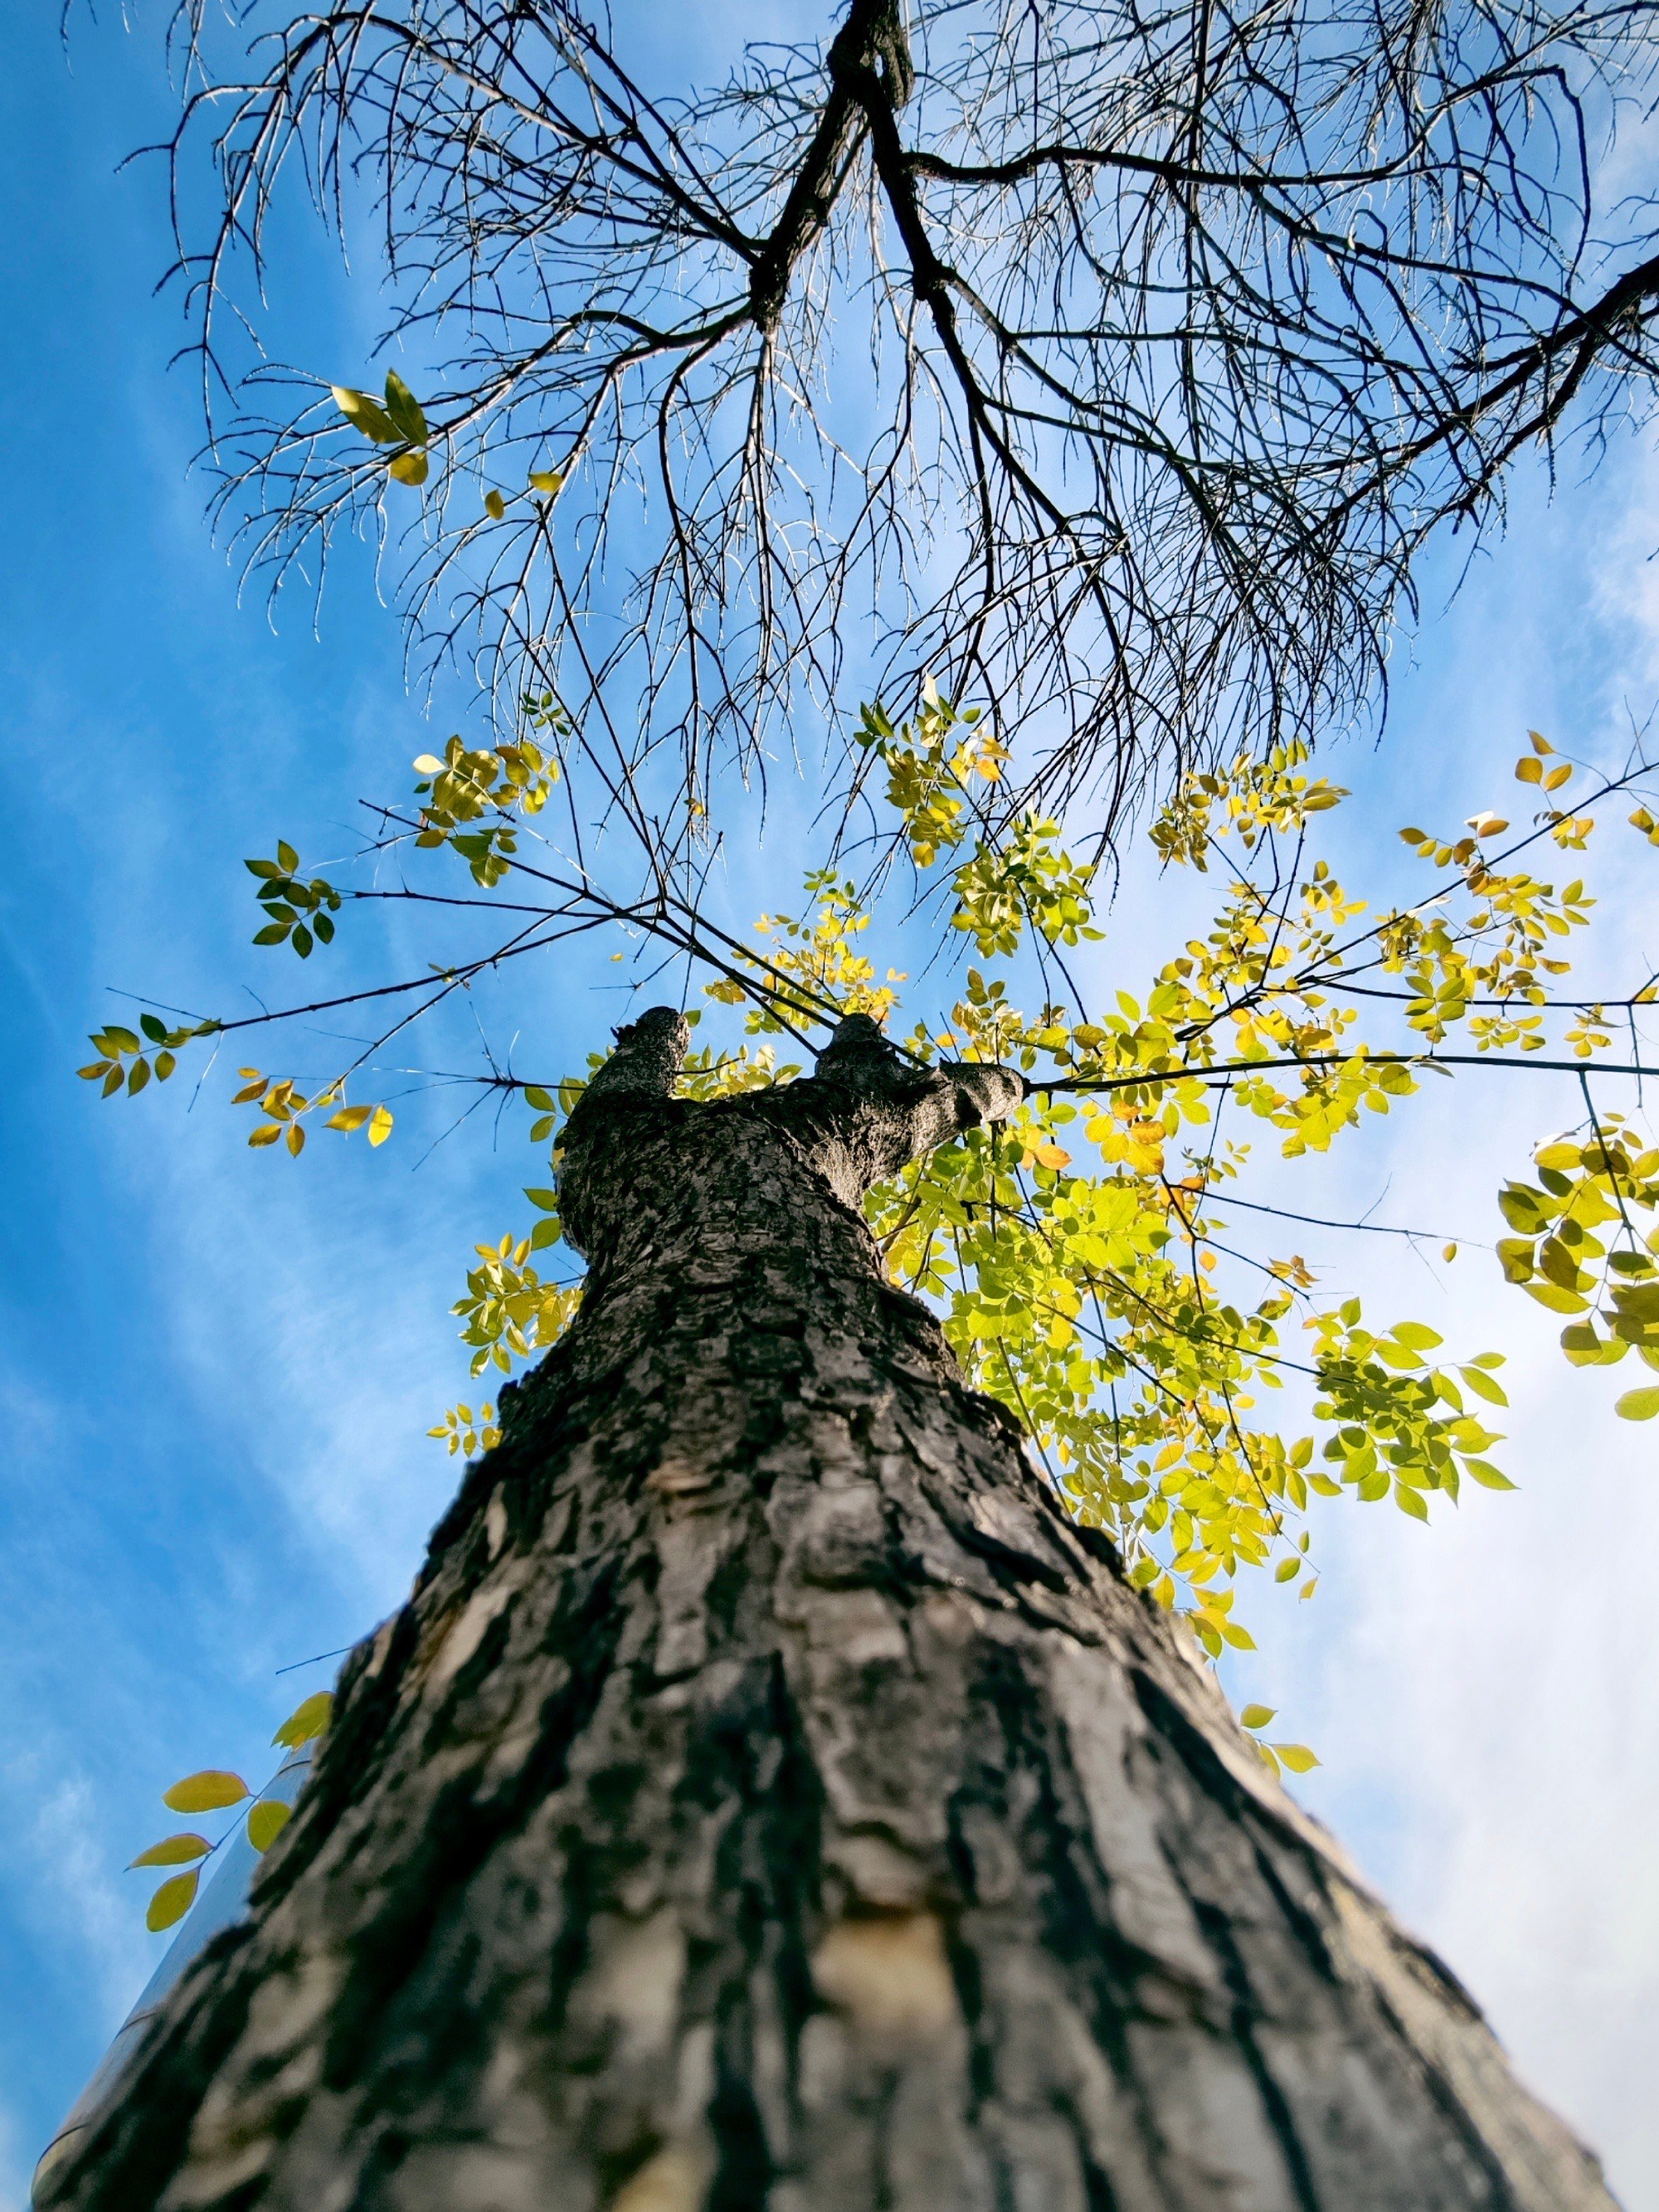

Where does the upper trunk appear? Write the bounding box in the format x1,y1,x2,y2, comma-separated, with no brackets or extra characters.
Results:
41,1014,1614,2212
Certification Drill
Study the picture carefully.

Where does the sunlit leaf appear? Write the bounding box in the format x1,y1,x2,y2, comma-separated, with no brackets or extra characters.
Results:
332,385,398,443
382,369,427,445
247,1801,292,1854
273,1691,333,1748
146,1870,200,1932
129,1833,210,1869
1272,1743,1320,1773
163,1770,250,1814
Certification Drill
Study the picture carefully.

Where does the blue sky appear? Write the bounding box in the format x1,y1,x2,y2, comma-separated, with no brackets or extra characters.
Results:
2,5,1657,2207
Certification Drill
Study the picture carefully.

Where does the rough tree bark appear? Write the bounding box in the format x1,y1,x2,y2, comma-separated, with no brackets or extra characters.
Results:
44,1011,1617,2212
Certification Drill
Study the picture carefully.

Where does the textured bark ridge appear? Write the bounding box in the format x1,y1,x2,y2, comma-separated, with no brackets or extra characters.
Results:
46,1012,1615,2212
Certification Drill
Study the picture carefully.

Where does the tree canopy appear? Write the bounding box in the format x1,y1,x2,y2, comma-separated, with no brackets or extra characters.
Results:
87,0,1659,1910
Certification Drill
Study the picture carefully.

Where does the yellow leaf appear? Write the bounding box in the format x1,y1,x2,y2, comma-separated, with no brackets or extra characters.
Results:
129,1833,210,1869
528,469,564,495
1465,812,1509,838
1515,755,1542,785
1443,1242,1457,1262
146,1869,200,1932
387,450,430,487
163,1770,250,1814
1535,1142,1582,1170
286,1122,305,1156
248,1123,283,1148
247,1801,292,1854
1530,729,1554,754
484,489,505,521
1032,1144,1071,1170
1615,1385,1659,1421
273,1691,333,1748
1272,1743,1320,1773
1239,1704,1276,1731
367,1105,395,1147
327,1105,372,1133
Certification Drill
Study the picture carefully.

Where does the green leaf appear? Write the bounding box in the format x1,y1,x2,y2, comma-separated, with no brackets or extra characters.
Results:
139,1014,168,1043
1394,1481,1429,1521
382,369,428,445
1457,1363,1508,1403
272,1691,333,1748
276,840,299,873
247,1801,293,1854
388,449,430,488
1391,1321,1443,1351
1496,1237,1535,1284
1615,1386,1659,1422
146,1869,200,1932
129,1833,211,1869
1522,1280,1588,1315
253,923,291,946
163,1770,250,1814
523,1086,556,1111
1239,1704,1276,1731
332,385,399,443
1465,1459,1519,1490
1497,1185,1547,1232
523,1188,560,1211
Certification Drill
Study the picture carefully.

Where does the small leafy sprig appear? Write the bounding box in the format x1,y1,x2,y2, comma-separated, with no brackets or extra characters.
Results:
231,1069,393,1156
79,1014,219,1097
411,733,562,887
245,841,341,958
333,369,431,485
428,1401,501,1456
1238,1704,1320,1778
130,1693,332,1930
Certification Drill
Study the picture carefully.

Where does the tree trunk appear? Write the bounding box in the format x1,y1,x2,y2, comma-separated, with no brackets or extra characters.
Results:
43,1012,1617,2212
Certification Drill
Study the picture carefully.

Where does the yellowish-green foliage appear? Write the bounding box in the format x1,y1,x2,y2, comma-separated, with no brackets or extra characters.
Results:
128,1694,332,1930
86,679,1659,1830
411,707,1659,1706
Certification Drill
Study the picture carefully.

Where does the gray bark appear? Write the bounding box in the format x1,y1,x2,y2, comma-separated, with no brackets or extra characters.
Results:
42,1011,1617,2212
